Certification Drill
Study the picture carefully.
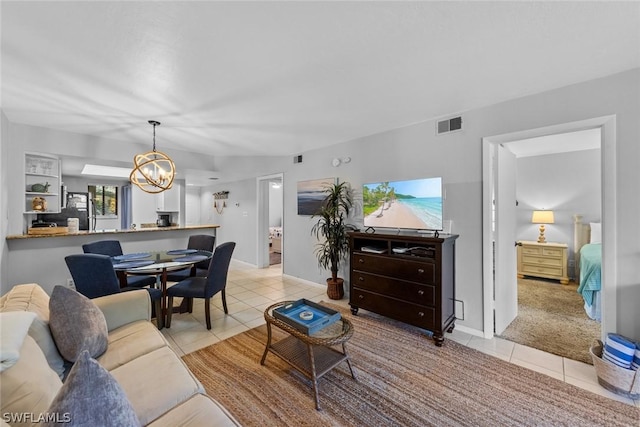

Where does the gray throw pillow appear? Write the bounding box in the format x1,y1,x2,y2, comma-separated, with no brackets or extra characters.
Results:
44,350,141,427
49,286,108,362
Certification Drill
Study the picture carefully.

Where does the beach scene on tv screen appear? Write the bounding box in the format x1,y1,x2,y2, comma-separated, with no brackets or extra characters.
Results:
363,178,443,230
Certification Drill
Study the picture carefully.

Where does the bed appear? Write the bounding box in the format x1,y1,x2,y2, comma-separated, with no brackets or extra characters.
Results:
574,215,602,321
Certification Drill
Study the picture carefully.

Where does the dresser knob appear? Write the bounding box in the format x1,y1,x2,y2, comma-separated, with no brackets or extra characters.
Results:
359,277,364,282
418,290,424,296
359,294,364,299
418,312,424,317
359,258,364,263
417,268,424,274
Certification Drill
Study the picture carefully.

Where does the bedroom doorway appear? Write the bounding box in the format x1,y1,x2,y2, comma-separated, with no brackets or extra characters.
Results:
256,173,284,270
482,115,617,344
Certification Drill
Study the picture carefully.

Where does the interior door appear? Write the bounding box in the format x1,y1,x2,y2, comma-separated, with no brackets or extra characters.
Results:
494,144,518,334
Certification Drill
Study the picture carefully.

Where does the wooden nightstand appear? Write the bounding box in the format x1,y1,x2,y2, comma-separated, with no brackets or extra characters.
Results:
517,241,569,284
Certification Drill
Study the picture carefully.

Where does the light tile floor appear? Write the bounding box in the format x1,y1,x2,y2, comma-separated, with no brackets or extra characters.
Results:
161,260,639,408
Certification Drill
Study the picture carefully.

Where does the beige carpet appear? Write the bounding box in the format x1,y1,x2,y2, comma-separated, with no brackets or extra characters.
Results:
498,278,601,365
182,304,635,427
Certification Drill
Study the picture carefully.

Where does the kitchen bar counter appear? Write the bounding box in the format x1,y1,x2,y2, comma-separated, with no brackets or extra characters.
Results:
6,224,219,240
4,225,220,296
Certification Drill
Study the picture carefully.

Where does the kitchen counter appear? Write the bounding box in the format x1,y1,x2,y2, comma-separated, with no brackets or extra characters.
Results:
6,224,219,240
4,224,221,296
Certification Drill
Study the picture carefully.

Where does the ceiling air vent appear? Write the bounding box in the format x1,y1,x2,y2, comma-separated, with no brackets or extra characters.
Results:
436,116,463,135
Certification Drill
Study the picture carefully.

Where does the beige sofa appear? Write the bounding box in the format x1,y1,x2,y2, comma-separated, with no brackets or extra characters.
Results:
0,284,240,427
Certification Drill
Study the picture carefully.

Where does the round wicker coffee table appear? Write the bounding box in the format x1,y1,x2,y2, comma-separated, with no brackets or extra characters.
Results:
260,301,358,410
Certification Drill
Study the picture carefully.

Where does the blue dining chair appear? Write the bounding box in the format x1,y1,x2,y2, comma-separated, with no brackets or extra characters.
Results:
82,240,157,288
166,234,216,282
166,242,236,330
65,254,164,329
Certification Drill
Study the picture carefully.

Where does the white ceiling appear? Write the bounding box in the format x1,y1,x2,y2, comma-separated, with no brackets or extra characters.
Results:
2,1,639,162
508,128,602,158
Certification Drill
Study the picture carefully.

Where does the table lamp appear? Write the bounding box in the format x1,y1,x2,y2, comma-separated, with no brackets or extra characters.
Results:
531,210,554,243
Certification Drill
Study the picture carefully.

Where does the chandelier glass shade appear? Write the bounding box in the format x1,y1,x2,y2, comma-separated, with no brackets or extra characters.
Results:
130,120,176,194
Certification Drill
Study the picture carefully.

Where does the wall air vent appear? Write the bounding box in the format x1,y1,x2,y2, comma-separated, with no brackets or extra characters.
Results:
293,155,303,164
436,116,463,135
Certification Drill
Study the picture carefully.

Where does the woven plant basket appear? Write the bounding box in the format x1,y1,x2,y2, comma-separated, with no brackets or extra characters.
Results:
590,339,640,399
326,278,344,300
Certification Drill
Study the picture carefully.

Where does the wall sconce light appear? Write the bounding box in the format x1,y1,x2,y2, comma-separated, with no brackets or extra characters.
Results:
213,191,229,214
531,210,555,243
331,156,352,167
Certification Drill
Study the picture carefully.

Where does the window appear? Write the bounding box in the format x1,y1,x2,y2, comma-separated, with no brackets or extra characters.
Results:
89,185,118,217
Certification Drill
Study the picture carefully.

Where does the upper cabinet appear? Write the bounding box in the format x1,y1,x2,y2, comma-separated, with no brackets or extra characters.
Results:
156,186,180,212
24,152,61,214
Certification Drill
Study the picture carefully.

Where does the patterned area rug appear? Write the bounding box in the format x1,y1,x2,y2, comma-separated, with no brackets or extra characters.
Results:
182,304,635,427
498,278,601,364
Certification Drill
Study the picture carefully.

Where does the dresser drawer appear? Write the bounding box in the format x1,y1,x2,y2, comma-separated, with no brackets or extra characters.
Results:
521,264,563,277
352,272,435,306
521,245,563,258
352,254,435,284
522,255,563,268
351,289,436,329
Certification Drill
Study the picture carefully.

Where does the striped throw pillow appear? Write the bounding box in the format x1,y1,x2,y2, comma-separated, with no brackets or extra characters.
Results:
602,333,635,369
632,343,640,371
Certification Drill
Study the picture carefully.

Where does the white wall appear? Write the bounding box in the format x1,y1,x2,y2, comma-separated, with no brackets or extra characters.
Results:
203,178,257,264
269,184,283,227
0,111,9,291
185,186,201,226
516,148,601,275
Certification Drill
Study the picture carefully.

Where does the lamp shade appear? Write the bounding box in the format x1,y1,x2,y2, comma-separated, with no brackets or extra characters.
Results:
531,210,554,224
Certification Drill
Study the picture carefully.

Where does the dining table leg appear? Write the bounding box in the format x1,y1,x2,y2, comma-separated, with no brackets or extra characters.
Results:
116,270,128,288
160,268,168,324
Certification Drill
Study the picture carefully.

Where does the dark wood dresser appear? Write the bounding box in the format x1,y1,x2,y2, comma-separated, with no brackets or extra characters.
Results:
348,231,458,346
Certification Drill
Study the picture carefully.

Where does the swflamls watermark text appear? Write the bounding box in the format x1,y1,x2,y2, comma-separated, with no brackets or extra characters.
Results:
2,412,71,424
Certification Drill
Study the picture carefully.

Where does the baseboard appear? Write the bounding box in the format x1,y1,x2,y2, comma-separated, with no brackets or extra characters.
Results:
452,324,485,338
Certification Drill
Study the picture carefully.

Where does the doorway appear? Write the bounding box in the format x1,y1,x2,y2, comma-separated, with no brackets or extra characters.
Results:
256,173,284,269
482,116,617,341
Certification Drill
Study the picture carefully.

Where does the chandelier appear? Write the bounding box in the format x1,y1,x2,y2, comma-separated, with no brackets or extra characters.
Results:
130,120,176,194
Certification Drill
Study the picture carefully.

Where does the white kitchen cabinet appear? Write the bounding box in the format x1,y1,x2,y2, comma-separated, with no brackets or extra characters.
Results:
156,186,180,211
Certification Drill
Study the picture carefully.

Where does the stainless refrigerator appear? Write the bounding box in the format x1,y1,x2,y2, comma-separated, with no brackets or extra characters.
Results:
66,192,95,231
37,192,95,230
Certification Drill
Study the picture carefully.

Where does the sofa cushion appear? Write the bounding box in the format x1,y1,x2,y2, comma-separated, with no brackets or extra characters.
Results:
49,286,108,362
98,320,168,371
44,350,141,427
0,336,62,427
147,394,241,427
0,311,36,372
110,346,204,425
0,283,66,378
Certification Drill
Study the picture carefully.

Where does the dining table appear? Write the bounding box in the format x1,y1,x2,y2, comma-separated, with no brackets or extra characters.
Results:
111,249,213,324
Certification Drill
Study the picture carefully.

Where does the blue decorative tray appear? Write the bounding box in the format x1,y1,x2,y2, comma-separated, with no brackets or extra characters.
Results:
273,299,341,335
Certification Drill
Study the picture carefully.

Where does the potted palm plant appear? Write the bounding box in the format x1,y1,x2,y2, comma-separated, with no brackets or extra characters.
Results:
311,181,354,299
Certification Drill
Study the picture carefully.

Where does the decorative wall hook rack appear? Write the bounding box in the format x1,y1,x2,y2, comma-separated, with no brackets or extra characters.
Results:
213,191,229,214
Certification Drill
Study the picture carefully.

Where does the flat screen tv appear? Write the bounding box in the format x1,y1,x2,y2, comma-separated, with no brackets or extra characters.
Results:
363,177,443,231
